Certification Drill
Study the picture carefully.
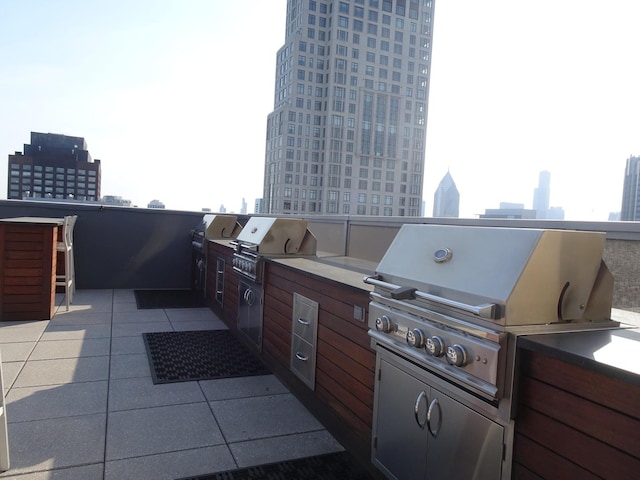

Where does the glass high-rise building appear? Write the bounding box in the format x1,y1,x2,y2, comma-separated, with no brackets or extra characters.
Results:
621,155,640,221
433,170,458,217
264,0,435,216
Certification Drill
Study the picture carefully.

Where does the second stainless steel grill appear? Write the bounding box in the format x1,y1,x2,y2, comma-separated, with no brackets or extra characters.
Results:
231,217,317,351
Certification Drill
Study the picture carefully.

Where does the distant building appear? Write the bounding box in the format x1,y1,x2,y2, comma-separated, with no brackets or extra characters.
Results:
147,199,165,209
240,198,247,214
499,202,525,210
621,155,640,221
8,132,101,201
432,171,459,217
263,0,436,216
547,206,565,220
254,198,264,214
481,203,536,219
101,195,132,207
608,211,621,221
219,204,227,213
533,171,551,219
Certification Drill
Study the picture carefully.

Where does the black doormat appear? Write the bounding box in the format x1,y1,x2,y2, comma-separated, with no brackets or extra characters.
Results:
134,289,207,309
143,330,270,384
177,451,375,480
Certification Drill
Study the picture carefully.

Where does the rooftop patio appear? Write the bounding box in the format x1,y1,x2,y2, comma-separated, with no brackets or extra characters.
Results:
0,200,639,479
0,289,347,479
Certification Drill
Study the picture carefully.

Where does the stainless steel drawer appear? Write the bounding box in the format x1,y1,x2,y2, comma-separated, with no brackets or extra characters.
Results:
290,334,315,389
292,293,318,344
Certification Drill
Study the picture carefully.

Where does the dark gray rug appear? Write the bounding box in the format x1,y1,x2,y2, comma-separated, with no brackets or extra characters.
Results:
143,330,270,384
177,451,375,480
135,289,207,309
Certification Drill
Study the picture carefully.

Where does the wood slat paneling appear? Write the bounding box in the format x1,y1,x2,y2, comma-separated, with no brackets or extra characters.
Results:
513,434,600,480
263,262,375,438
516,405,640,479
520,349,640,418
514,348,640,479
0,222,57,321
205,241,239,328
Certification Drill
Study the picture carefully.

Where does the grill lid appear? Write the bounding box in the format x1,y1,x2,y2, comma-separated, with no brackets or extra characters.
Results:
236,217,317,255
373,225,613,325
196,214,242,240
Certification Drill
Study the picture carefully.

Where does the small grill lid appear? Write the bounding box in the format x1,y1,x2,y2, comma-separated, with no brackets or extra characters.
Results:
198,214,242,240
236,217,317,255
375,225,613,325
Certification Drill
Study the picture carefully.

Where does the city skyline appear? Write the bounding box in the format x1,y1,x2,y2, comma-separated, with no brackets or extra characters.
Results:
1,1,638,219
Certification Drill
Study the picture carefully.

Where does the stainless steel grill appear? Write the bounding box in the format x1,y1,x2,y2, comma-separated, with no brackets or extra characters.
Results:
231,217,317,351
190,214,242,297
231,217,317,283
365,225,618,480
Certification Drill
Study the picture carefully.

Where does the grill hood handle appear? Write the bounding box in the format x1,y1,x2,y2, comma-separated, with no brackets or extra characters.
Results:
364,275,499,320
390,286,417,300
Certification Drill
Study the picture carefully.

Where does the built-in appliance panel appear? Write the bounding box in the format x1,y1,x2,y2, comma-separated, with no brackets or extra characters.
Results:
369,301,503,398
290,335,315,389
290,293,319,389
292,293,319,344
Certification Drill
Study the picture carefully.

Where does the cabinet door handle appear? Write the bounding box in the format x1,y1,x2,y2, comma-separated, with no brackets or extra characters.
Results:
426,397,442,438
414,390,428,429
297,318,310,325
295,352,309,361
244,289,255,305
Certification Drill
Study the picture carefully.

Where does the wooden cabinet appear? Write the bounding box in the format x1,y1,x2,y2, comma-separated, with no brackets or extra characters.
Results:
262,261,375,450
513,348,640,479
205,240,238,329
0,218,61,321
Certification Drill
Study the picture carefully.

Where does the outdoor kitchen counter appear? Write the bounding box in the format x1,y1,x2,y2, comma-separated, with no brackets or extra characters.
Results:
267,252,377,292
517,309,640,387
513,309,640,478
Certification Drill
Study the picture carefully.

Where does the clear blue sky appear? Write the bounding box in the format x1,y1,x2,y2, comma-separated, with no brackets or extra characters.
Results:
1,0,638,219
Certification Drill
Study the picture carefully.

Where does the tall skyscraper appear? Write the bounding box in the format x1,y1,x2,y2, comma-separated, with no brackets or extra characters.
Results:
264,0,436,216
7,132,101,201
432,170,458,217
532,170,551,219
621,155,640,221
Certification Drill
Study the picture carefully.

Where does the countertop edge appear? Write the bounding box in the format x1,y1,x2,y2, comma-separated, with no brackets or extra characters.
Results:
517,332,640,388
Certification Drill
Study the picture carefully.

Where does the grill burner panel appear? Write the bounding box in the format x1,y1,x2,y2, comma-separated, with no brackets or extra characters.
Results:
369,298,504,400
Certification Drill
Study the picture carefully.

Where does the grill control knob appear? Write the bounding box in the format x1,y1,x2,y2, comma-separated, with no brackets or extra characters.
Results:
425,336,445,357
446,344,468,367
375,315,395,333
406,329,425,348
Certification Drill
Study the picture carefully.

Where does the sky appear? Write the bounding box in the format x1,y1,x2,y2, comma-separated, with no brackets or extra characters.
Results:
1,0,638,220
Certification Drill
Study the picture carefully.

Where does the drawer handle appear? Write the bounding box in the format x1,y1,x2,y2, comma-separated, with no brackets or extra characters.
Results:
295,352,309,362
297,318,310,325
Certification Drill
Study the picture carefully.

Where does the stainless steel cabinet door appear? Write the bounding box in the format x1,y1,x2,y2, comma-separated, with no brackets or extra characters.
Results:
237,280,263,350
372,351,504,480
373,358,428,480
425,388,504,480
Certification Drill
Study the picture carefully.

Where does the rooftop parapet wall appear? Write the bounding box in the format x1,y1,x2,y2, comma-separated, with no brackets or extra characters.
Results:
0,201,638,312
